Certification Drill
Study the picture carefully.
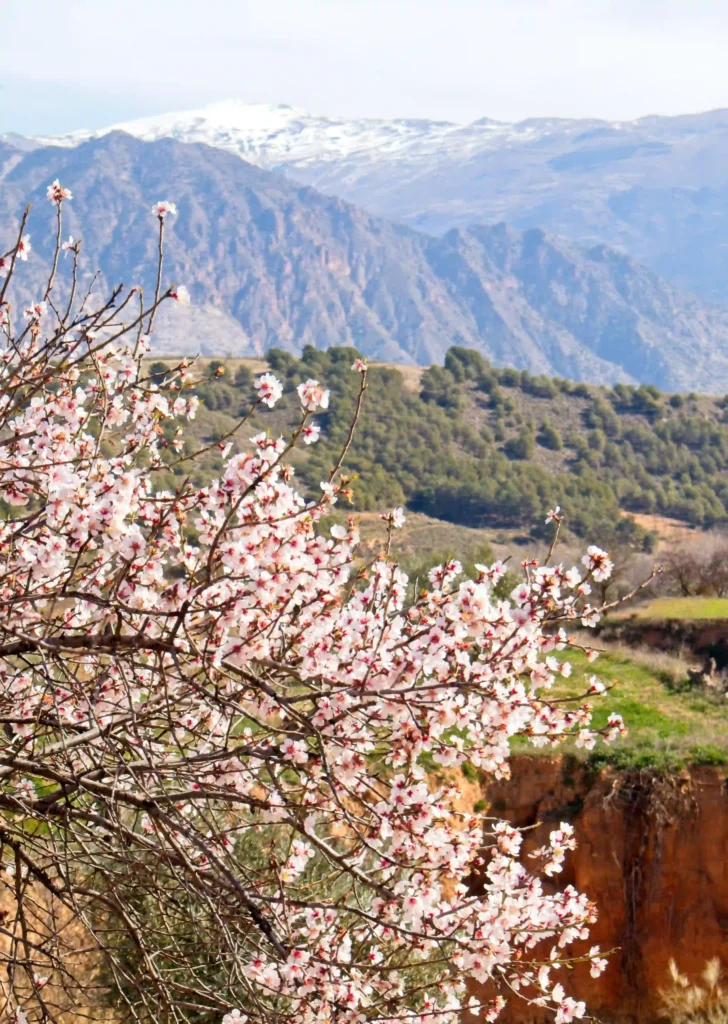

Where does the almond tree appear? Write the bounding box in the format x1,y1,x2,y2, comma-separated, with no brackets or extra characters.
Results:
0,187,625,1024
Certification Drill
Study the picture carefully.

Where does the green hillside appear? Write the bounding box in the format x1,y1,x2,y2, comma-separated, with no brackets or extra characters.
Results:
152,345,728,549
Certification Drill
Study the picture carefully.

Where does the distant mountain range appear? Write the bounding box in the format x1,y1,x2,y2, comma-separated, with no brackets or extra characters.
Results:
24,100,728,303
4,130,728,390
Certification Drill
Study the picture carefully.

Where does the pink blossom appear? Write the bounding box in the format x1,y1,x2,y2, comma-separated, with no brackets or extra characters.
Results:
588,676,606,695
152,199,177,219
280,738,308,764
254,373,283,408
605,712,627,741
302,421,321,444
14,778,35,802
476,559,506,585
23,301,47,321
16,235,31,261
297,378,330,412
380,506,406,529
222,1013,247,1024
170,284,190,304
555,996,586,1023
581,545,614,582
47,179,72,203
589,946,609,978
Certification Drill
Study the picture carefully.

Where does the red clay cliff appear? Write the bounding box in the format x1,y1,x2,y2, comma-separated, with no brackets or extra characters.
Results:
475,756,728,1023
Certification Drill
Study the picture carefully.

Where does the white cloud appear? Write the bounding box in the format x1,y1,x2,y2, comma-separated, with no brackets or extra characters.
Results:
2,0,728,133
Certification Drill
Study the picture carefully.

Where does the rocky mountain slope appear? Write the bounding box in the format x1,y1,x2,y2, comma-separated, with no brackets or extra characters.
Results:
3,132,728,389
27,100,728,302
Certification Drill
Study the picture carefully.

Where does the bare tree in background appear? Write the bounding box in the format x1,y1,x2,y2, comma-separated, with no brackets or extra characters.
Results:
663,534,728,597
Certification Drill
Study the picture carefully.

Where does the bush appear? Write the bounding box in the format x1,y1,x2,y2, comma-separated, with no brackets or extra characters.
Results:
505,430,536,460
538,421,563,450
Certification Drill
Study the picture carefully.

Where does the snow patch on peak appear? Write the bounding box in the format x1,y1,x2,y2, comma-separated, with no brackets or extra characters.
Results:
29,99,690,191
36,101,310,146
33,99,534,169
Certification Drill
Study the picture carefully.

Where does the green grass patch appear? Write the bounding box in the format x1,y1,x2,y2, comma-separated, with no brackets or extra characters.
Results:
513,647,728,771
587,696,687,738
630,597,728,621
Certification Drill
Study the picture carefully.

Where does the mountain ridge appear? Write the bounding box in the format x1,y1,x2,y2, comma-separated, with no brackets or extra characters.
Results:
17,99,728,302
3,131,728,390
25,99,728,166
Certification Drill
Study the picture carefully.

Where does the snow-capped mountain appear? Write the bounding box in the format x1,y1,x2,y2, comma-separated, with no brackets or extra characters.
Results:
26,100,728,302
33,99,601,165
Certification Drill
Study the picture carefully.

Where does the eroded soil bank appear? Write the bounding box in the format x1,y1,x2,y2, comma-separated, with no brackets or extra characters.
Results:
600,617,728,669
478,756,728,1023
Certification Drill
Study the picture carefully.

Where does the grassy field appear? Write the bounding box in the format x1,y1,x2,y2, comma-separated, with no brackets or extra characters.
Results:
511,645,728,770
624,597,728,621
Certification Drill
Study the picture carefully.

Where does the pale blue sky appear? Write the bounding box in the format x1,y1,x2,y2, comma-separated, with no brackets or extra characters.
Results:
3,0,728,134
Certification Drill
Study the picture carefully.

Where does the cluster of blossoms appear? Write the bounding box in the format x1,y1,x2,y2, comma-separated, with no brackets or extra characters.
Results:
255,372,284,407
297,378,330,412
0,184,624,1024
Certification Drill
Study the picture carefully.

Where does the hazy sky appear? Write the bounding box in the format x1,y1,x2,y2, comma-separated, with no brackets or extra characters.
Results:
3,0,728,134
